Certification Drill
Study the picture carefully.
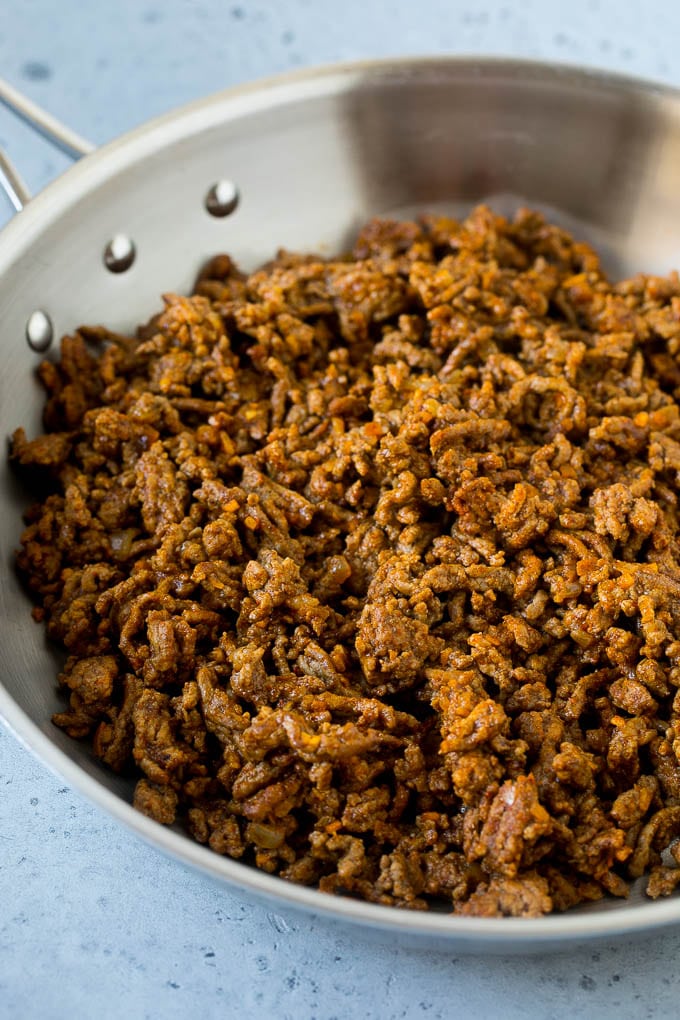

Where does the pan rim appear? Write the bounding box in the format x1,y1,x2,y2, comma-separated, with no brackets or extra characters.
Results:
2,52,680,261
3,54,680,944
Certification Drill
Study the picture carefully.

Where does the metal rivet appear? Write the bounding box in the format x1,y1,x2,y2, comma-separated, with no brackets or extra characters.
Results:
205,179,239,217
26,310,53,352
104,234,136,273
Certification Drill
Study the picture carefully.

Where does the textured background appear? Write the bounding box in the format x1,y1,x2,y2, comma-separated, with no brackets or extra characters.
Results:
3,1,680,1016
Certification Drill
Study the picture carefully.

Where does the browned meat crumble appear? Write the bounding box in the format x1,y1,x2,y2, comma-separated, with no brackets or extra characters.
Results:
12,205,680,917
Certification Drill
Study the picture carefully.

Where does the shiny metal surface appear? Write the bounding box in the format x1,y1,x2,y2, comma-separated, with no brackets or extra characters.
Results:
0,148,30,212
0,74,94,162
103,233,137,274
25,310,54,353
205,179,240,217
2,57,680,950
0,75,93,212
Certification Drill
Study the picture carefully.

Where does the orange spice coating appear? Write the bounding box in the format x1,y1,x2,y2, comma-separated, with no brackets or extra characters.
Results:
12,205,680,916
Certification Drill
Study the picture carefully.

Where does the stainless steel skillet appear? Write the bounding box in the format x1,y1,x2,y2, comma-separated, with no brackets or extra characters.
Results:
3,57,680,952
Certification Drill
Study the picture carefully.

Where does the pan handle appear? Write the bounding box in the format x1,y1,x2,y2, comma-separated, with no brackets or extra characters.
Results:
0,75,94,212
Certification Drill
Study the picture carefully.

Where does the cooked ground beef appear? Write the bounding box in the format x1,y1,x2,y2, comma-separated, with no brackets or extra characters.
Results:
12,205,680,917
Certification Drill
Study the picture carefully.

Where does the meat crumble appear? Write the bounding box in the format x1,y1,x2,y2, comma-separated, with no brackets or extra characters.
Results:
12,205,680,917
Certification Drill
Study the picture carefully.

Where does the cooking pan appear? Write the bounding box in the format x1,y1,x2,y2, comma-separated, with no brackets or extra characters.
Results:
3,57,680,952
